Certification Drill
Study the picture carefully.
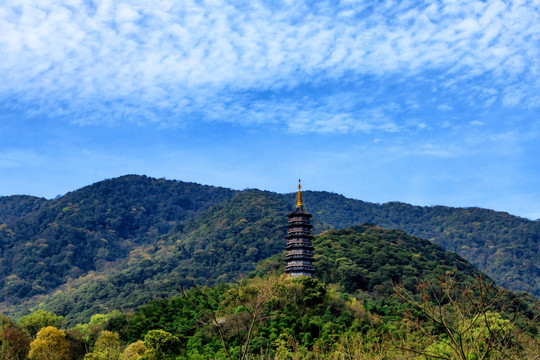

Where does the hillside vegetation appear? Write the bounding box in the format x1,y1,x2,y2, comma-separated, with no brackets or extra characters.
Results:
0,225,537,359
0,195,46,224
0,175,538,323
0,175,235,305
305,191,540,295
6,191,293,324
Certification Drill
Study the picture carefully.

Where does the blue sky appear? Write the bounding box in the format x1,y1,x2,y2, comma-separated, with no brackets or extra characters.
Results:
1,0,540,219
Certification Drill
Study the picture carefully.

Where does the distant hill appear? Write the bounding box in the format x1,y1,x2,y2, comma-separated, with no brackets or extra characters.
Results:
0,195,46,224
302,191,540,296
303,191,540,296
0,175,236,305
4,190,293,324
0,175,538,323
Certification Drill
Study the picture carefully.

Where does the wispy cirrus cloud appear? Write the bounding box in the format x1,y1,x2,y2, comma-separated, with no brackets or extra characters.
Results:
0,150,43,168
0,0,539,132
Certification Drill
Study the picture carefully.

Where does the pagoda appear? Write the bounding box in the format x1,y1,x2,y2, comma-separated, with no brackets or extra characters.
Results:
285,179,315,277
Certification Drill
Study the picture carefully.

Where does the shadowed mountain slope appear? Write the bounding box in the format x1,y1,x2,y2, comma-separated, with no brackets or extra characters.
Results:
0,195,47,224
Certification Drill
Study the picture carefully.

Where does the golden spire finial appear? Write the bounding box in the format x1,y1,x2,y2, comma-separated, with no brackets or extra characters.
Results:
296,179,303,207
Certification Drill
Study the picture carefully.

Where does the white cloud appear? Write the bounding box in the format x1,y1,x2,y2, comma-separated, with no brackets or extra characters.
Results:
0,0,539,131
415,143,460,158
116,3,141,23
437,104,452,111
0,150,43,168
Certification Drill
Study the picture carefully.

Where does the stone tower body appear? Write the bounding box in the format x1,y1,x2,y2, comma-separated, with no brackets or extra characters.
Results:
285,180,315,277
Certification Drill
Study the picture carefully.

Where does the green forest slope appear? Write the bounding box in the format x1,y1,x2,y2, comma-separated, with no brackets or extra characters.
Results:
304,191,540,295
0,175,538,322
0,195,46,224
1,226,537,360
0,175,236,305
5,191,293,324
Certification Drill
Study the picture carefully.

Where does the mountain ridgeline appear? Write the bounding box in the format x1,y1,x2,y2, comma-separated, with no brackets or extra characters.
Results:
0,175,538,323
0,176,236,302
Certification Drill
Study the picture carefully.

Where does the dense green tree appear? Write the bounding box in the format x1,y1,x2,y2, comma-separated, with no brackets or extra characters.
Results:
141,330,180,360
10,271,532,359
310,225,482,296
19,310,64,338
0,314,18,330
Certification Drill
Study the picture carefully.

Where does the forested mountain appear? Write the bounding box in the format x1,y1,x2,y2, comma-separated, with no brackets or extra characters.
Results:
1,226,537,360
105,226,533,359
0,175,539,324
0,175,236,305
0,195,46,224
5,190,295,324
303,191,540,296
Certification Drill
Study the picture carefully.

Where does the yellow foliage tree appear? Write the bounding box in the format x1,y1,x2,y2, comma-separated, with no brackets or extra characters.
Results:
119,340,146,360
28,326,68,360
84,330,123,360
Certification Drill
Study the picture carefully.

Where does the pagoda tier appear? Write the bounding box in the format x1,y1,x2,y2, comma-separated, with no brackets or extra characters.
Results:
285,180,315,277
